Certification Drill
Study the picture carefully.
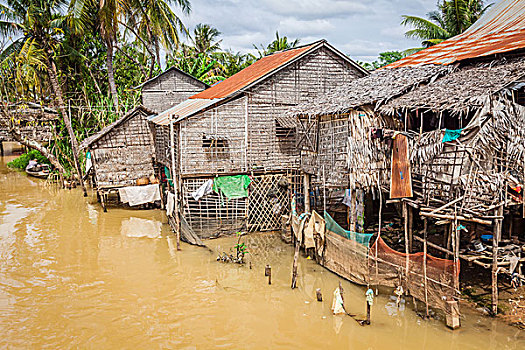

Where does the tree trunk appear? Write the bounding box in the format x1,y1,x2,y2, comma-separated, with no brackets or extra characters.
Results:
105,40,119,113
45,49,87,196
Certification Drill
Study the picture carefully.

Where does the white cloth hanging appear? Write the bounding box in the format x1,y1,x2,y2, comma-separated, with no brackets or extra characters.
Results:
191,179,213,201
119,184,161,206
166,192,175,217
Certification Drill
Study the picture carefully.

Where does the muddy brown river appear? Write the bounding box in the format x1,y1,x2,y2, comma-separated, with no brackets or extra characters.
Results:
1,144,524,349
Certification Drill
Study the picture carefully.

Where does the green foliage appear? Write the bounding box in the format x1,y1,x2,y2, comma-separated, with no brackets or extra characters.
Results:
7,150,51,170
358,51,405,70
402,0,492,52
254,31,300,58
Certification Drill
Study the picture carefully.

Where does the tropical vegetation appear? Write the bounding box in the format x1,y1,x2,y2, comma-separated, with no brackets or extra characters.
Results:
402,0,492,53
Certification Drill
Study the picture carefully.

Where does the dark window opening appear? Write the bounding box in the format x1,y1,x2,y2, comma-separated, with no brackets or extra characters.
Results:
202,135,228,148
275,119,296,138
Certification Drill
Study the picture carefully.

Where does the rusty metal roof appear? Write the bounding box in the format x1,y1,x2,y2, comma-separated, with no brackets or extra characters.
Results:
388,0,525,68
148,98,224,126
190,44,317,99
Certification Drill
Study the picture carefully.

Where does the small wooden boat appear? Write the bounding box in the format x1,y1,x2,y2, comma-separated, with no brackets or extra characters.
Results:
26,164,51,179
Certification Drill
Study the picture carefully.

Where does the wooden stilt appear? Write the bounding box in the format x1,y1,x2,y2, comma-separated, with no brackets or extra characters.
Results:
316,288,323,301
491,205,504,315
291,235,301,289
423,218,430,318
403,202,410,290
170,118,181,251
0,141,4,156
408,205,414,253
303,172,310,213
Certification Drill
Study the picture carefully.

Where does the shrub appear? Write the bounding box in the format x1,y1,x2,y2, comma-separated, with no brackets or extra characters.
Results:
7,150,52,170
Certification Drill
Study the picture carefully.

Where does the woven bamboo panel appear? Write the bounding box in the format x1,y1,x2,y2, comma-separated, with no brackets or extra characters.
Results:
248,174,290,232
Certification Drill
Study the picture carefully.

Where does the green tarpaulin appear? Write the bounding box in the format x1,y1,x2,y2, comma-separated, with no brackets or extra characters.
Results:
212,175,251,199
442,128,463,143
324,211,373,247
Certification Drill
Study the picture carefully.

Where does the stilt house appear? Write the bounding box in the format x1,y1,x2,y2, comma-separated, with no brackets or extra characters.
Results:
80,106,157,210
0,102,58,155
148,40,368,238
285,0,525,325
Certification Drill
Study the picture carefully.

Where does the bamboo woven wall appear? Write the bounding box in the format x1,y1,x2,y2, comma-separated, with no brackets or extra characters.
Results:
91,111,155,188
246,46,364,172
142,69,207,113
182,173,293,238
180,96,247,176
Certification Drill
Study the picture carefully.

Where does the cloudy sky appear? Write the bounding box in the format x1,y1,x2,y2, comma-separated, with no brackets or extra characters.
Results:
175,0,440,62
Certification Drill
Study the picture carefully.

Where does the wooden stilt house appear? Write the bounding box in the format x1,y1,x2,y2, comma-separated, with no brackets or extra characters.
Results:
148,40,368,238
0,102,58,155
80,106,158,210
285,0,525,326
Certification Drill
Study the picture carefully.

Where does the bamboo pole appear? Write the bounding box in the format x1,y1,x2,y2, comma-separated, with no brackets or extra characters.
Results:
408,205,414,253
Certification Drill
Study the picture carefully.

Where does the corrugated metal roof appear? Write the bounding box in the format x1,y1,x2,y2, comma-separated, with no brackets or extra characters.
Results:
148,98,224,125
387,0,525,68
189,44,315,99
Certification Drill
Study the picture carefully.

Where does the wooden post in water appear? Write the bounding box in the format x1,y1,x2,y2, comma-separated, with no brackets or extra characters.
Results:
403,201,410,290
491,205,503,315
291,238,300,289
265,265,271,285
169,117,181,250
423,218,430,318
316,288,323,301
408,205,414,253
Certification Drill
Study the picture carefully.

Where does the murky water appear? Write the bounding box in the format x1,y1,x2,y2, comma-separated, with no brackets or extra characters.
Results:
1,144,524,349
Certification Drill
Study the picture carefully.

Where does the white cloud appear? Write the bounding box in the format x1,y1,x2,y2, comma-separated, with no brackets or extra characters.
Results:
278,18,335,36
172,0,444,61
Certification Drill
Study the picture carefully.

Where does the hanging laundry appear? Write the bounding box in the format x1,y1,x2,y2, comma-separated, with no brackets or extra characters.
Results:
192,179,213,201
212,175,252,200
85,151,93,173
166,192,175,217
442,128,463,143
119,184,161,206
164,166,174,187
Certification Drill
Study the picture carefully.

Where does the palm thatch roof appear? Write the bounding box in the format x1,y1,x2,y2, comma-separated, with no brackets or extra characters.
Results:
379,57,525,115
286,64,450,118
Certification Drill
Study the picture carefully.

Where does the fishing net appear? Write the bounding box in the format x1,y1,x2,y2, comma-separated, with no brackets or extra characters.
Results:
322,212,373,285
369,236,459,311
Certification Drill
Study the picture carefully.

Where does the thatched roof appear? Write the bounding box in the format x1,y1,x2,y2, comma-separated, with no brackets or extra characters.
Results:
80,106,154,150
287,64,450,118
1,102,58,122
379,57,525,115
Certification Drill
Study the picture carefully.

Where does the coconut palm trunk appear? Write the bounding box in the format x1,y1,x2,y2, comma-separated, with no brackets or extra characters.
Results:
45,49,87,196
106,40,119,112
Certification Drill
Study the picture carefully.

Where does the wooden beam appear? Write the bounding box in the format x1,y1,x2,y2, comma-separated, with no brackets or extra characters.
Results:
428,196,464,215
420,211,492,225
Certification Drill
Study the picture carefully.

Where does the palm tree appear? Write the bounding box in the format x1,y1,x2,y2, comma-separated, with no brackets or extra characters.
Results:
97,0,122,112
0,0,88,194
192,24,222,55
402,0,491,51
125,0,190,71
254,31,300,58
